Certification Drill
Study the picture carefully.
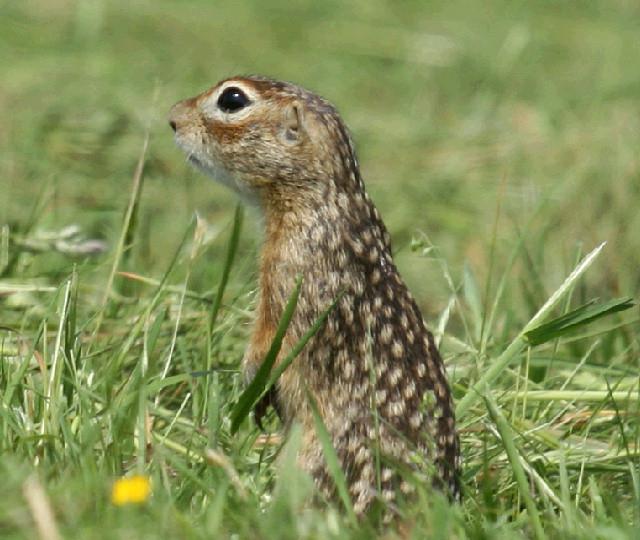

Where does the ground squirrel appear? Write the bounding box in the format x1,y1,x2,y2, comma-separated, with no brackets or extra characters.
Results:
169,76,460,517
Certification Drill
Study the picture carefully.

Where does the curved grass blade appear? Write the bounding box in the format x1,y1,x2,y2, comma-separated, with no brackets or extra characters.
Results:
457,242,606,418
93,135,148,338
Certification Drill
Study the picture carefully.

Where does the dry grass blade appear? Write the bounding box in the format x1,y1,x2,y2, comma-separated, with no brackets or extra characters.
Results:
22,476,61,540
205,448,247,500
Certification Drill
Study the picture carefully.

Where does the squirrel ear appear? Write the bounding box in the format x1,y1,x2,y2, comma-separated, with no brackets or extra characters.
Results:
282,101,304,143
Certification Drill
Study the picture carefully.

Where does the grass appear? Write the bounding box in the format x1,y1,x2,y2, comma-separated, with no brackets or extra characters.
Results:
1,0,639,537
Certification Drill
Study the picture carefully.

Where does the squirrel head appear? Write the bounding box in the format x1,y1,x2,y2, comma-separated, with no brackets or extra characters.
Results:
169,76,362,210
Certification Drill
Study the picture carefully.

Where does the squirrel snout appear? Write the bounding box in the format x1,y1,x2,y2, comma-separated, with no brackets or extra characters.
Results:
168,99,196,134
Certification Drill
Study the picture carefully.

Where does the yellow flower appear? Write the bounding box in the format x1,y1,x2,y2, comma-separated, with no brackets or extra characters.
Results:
111,475,151,506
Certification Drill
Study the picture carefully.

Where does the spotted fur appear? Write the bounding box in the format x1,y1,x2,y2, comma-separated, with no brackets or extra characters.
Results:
169,75,461,517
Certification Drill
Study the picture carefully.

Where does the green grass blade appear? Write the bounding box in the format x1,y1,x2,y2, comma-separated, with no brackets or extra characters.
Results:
306,388,357,523
229,275,302,434
3,324,44,408
457,241,607,418
42,276,73,438
209,204,243,334
522,242,607,330
229,290,342,435
524,297,635,345
484,393,547,540
264,293,342,397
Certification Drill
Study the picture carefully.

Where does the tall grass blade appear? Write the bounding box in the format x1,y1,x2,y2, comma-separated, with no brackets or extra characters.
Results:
92,134,148,338
42,276,73,439
484,393,547,540
209,204,243,334
306,389,357,523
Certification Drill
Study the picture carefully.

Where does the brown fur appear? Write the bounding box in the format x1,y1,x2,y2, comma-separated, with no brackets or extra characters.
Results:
169,76,460,518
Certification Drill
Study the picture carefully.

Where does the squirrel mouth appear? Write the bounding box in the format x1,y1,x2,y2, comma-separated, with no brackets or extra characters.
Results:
187,154,204,168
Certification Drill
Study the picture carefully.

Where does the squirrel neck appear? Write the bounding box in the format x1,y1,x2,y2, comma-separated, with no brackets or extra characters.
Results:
256,173,393,330
260,182,349,281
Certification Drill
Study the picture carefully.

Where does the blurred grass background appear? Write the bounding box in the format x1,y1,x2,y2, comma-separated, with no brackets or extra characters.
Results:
1,0,639,538
4,0,639,306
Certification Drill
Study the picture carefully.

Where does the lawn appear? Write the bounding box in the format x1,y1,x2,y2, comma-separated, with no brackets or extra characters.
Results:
1,0,639,538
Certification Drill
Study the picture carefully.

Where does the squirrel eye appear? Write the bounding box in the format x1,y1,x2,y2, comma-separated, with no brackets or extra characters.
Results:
217,87,250,113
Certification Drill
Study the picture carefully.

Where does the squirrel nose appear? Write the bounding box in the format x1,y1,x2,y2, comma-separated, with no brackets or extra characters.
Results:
169,98,197,133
